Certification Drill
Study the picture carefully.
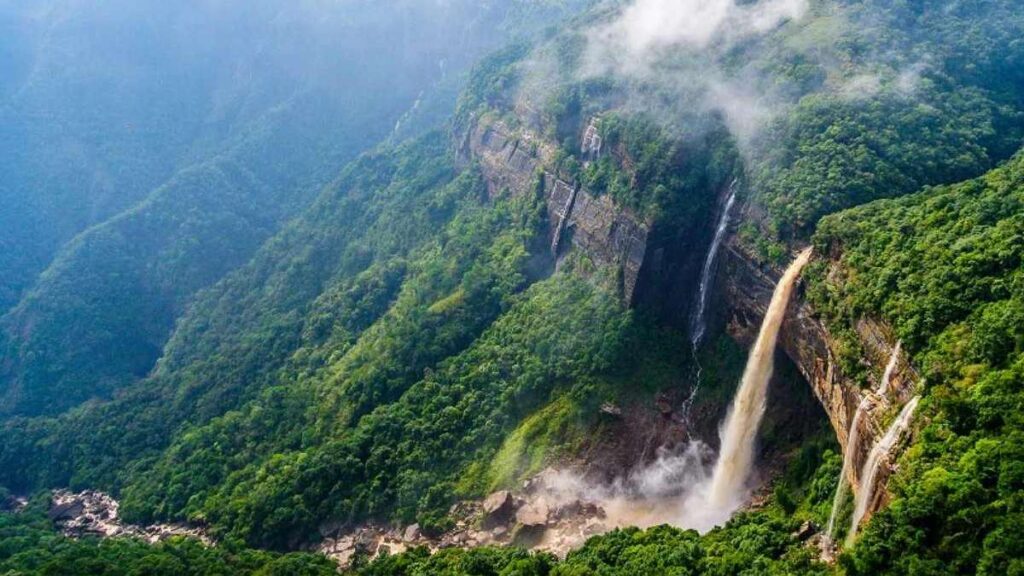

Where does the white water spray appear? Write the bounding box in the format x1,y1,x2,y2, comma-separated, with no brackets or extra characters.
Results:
846,396,920,545
698,248,812,519
823,342,904,545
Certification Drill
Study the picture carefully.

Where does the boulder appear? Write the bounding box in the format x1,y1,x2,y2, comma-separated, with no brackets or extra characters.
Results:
49,500,85,521
600,402,623,417
792,520,816,541
403,523,421,541
515,500,550,527
482,491,515,527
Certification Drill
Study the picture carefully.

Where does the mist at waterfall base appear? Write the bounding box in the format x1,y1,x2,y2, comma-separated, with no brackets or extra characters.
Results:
536,250,813,534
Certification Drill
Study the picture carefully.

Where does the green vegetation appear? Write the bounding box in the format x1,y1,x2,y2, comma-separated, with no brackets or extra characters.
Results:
0,0,594,418
0,130,685,550
2,0,1023,574
750,0,1024,241
808,151,1024,573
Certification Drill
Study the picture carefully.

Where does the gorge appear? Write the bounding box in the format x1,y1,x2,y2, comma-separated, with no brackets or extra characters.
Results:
2,1,1022,574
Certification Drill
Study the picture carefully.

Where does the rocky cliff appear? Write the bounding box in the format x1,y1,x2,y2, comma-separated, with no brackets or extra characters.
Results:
720,236,920,523
460,111,913,524
460,117,650,303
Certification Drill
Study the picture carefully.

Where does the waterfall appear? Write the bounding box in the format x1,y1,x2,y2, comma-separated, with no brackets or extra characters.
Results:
682,182,738,420
551,184,578,256
690,181,738,348
846,396,920,545
878,341,902,396
705,248,813,512
823,396,871,544
824,342,904,545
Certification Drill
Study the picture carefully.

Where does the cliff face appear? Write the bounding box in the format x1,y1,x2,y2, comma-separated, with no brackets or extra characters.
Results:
460,116,714,315
461,112,912,522
461,117,649,303
720,237,919,520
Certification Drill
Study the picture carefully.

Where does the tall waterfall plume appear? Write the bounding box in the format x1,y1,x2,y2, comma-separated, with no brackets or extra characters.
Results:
846,396,920,545
704,248,813,513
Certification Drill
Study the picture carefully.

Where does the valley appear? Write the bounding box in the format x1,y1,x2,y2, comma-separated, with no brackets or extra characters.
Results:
1,1,1023,575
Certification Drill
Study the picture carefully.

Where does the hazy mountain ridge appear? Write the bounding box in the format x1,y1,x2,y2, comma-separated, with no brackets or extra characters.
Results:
0,0,596,418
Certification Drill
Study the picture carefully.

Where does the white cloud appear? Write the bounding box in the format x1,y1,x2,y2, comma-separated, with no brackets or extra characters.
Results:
585,0,809,76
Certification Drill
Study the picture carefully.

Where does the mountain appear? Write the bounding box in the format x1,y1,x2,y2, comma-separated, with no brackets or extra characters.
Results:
0,0,595,417
1,0,1023,574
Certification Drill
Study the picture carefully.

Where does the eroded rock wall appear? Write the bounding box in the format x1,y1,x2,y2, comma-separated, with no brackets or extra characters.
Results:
720,238,919,519
461,118,649,303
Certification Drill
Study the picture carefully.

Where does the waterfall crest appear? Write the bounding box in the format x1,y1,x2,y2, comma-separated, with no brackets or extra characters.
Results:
846,396,920,545
704,248,812,512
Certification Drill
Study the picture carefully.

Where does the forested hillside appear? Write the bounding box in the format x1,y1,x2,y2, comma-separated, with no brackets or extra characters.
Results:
1,0,1023,575
0,0,593,417
808,151,1024,574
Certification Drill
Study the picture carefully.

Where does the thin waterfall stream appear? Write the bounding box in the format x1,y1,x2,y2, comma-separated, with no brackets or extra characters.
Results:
823,342,903,548
846,396,920,546
878,341,902,396
823,395,871,546
684,181,738,418
691,181,738,349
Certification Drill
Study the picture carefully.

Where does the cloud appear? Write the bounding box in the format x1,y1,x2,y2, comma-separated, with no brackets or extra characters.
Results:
566,0,810,155
584,0,809,77
839,73,883,100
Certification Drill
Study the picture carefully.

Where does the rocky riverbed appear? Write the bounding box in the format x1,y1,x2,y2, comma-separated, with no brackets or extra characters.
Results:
317,468,613,566
48,490,211,545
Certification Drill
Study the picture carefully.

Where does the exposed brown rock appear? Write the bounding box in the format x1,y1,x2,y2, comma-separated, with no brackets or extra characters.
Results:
719,238,919,522
403,523,421,541
515,499,550,527
482,490,515,527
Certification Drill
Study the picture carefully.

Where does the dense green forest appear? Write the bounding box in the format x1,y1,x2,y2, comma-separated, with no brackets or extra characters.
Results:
0,0,595,418
2,0,1023,574
807,151,1024,574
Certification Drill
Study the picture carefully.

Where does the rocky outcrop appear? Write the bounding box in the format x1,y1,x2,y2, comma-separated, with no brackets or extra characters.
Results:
720,239,919,521
318,469,611,567
462,118,649,303
48,490,211,544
